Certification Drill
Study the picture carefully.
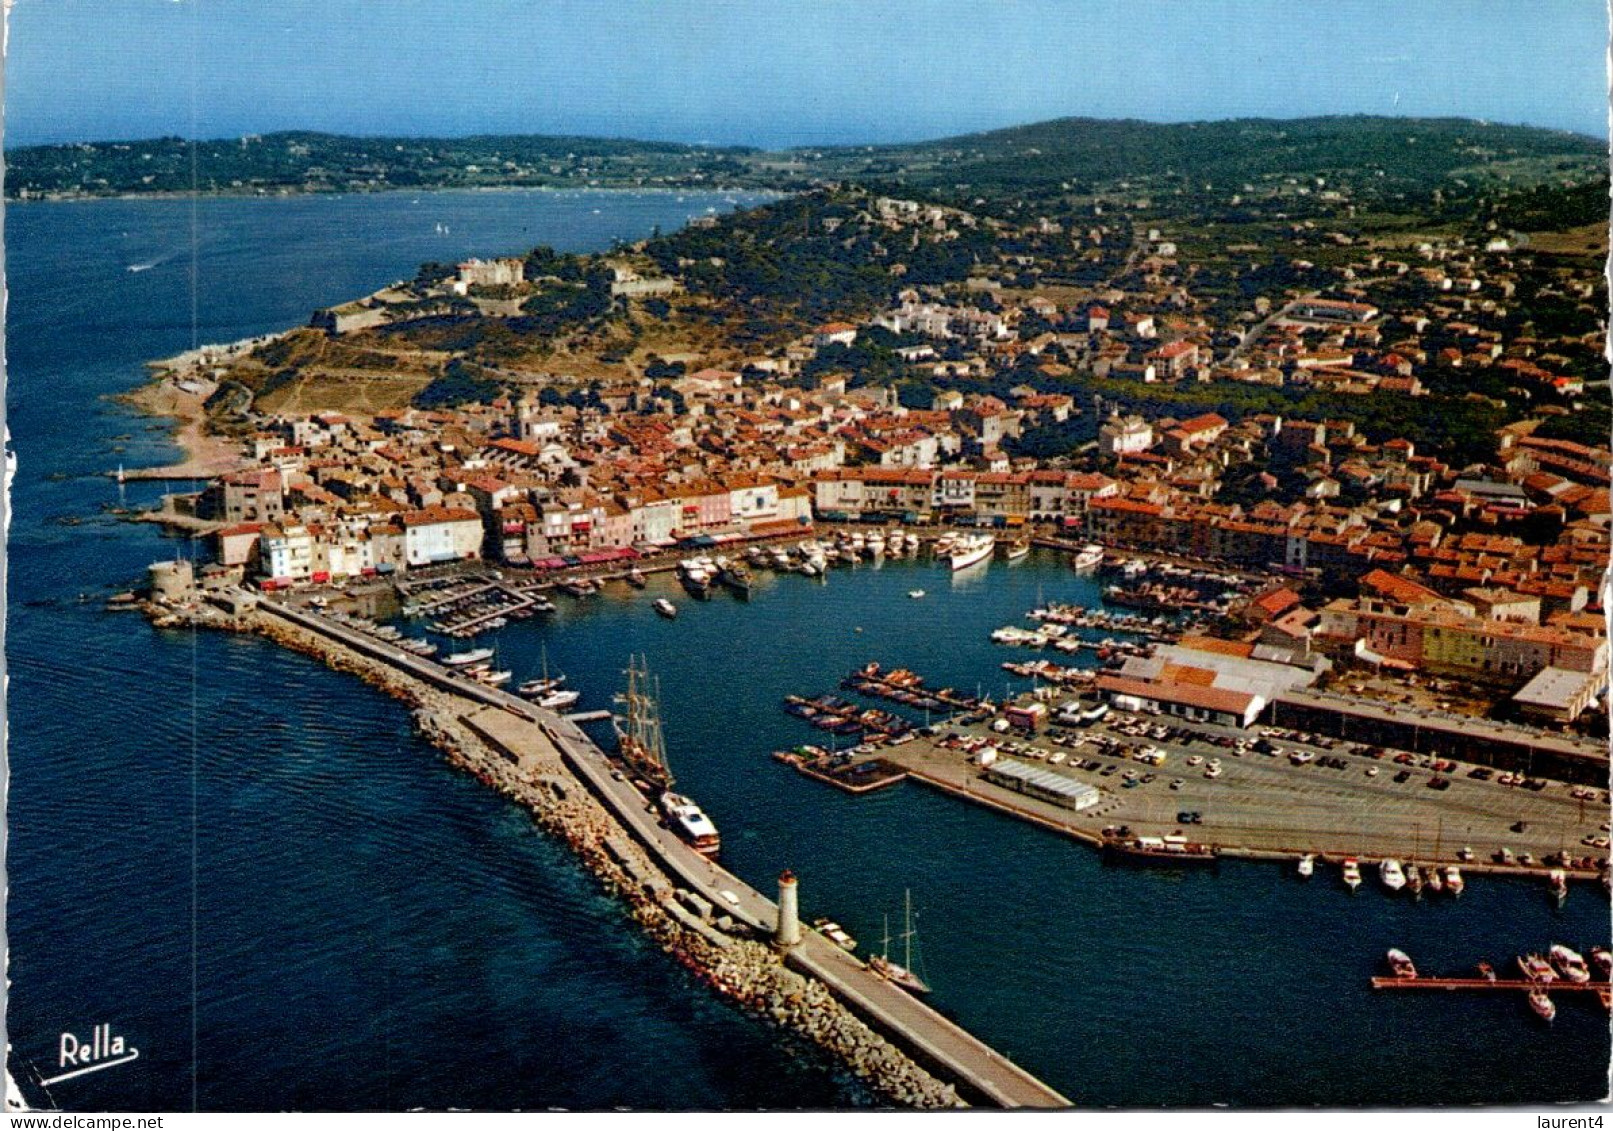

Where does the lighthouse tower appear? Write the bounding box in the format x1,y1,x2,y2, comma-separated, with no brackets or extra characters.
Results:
775,869,801,949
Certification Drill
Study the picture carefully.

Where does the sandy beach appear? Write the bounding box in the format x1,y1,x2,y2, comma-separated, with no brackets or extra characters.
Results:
117,377,249,481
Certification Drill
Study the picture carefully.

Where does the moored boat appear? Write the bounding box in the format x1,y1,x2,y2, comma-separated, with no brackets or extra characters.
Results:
1591,947,1612,978
659,790,721,856
1003,537,1031,562
1297,853,1315,878
443,646,496,668
653,597,678,619
1070,544,1105,572
1550,944,1592,984
1379,859,1407,892
812,918,858,952
537,687,581,710
1518,953,1558,983
1444,865,1464,896
868,890,930,995
949,533,995,572
1386,948,1418,979
1528,989,1556,1022
1341,858,1362,892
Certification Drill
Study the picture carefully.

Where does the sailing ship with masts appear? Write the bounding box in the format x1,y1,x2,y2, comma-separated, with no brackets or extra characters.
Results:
868,888,931,994
614,656,720,856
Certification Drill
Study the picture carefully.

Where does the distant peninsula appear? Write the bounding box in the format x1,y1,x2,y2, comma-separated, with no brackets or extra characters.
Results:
8,115,1604,204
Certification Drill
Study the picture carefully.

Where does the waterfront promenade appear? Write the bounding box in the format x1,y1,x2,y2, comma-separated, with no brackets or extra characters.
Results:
255,596,1070,1109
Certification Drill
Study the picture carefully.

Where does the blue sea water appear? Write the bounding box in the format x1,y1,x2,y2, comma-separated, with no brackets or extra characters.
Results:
5,190,1608,1111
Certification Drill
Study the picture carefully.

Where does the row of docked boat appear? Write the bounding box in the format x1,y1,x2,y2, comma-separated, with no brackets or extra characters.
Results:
1027,602,1185,640
325,610,439,657
678,555,757,598
1316,855,1465,896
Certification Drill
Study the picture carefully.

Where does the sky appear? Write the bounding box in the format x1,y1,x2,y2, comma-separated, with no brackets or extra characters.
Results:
5,0,1609,148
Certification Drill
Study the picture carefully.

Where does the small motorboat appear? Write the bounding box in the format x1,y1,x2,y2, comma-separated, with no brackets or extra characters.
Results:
1549,868,1568,902
1341,858,1362,892
1550,944,1592,984
1426,866,1443,893
1444,865,1464,896
1590,947,1612,979
1476,961,1497,982
908,589,926,599
1386,948,1418,979
812,918,858,952
653,597,678,619
1297,854,1315,879
1379,859,1407,893
1528,989,1556,1022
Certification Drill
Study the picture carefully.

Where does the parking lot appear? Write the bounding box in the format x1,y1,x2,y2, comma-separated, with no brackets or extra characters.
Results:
865,703,1611,878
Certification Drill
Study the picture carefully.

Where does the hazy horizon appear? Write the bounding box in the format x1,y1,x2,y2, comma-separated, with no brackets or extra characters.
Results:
4,109,1607,154
7,0,1609,147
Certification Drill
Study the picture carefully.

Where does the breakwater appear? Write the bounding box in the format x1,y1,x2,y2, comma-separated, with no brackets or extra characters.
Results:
148,594,970,1109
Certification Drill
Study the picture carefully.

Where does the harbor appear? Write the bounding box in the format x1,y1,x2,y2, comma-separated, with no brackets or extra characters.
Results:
148,538,1610,1104
154,586,1069,1108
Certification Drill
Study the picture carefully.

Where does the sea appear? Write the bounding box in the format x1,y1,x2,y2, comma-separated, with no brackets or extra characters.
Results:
5,189,1608,1111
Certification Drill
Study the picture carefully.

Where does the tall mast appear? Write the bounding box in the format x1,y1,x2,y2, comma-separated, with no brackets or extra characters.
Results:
615,655,672,789
902,889,915,971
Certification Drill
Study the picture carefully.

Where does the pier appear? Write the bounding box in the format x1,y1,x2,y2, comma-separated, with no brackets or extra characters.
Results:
1371,976,1610,993
253,595,1070,1109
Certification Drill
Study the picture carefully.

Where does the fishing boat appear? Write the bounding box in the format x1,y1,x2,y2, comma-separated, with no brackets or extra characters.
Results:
868,890,931,995
1550,944,1592,984
1528,989,1557,1022
1003,537,1031,562
1297,854,1315,879
653,597,678,619
1385,948,1418,979
812,918,858,952
1444,865,1464,896
949,533,995,572
1341,857,1362,892
443,647,496,668
616,656,719,857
